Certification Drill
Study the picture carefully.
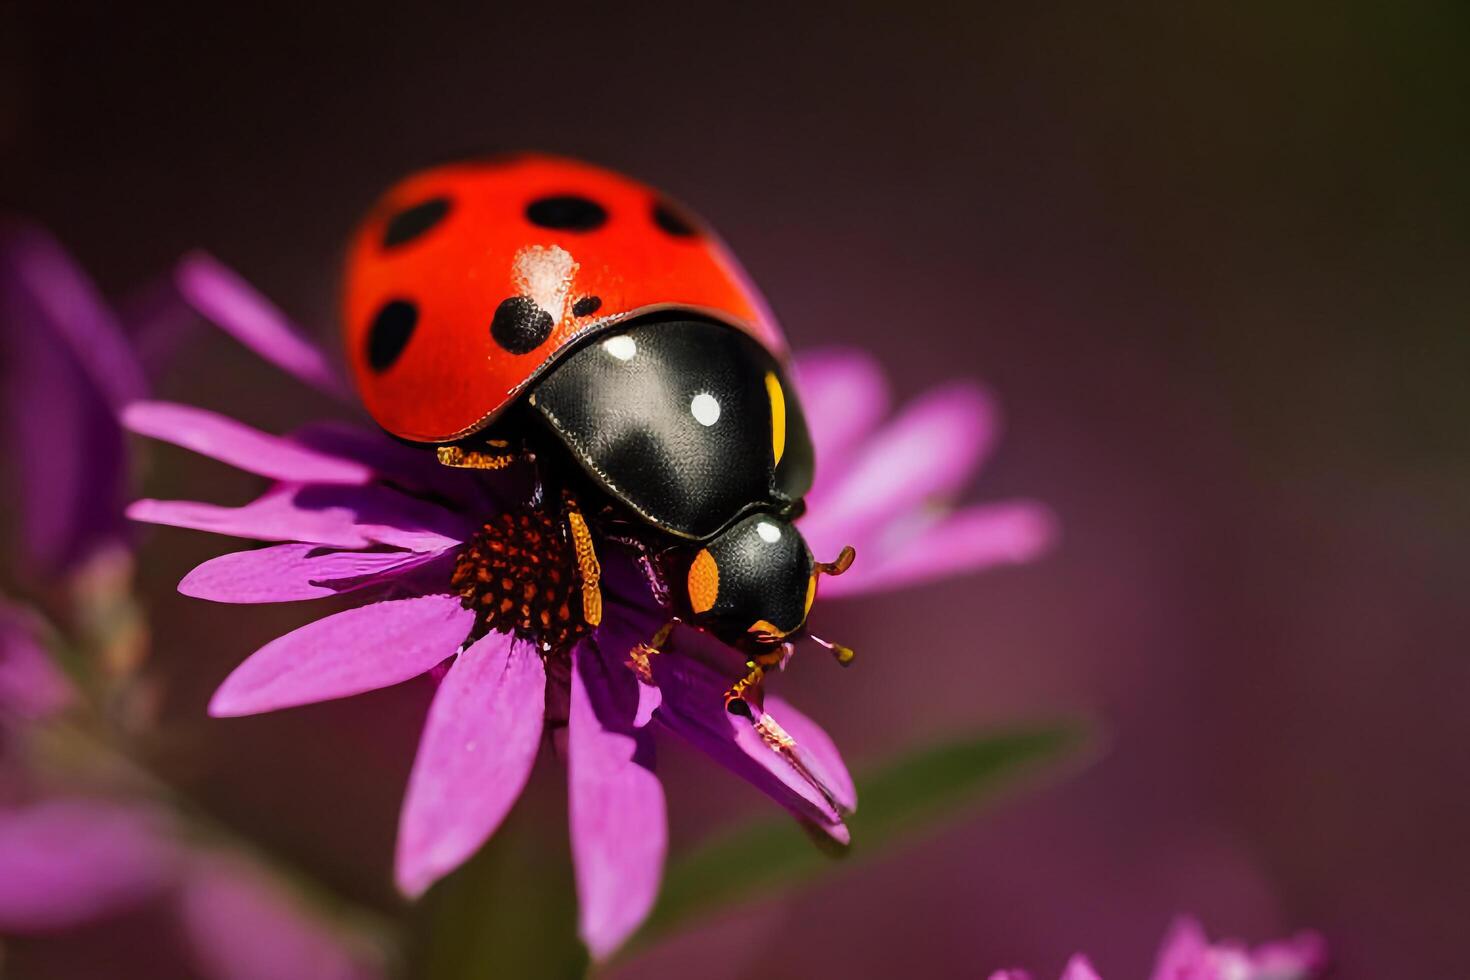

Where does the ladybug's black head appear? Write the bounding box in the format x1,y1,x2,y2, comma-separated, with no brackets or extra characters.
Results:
678,512,817,654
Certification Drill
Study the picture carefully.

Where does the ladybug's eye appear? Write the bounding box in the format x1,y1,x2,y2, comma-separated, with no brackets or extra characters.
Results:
651,199,699,237
525,195,607,232
382,197,451,248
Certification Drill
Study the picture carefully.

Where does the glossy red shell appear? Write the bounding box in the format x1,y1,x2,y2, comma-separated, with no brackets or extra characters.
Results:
342,154,786,443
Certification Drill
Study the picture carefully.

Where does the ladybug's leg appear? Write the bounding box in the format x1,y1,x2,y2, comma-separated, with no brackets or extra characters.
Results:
623,615,790,712
561,492,603,629
625,617,680,685
724,642,793,713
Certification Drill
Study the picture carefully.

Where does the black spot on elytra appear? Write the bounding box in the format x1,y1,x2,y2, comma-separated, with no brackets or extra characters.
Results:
491,296,554,354
525,195,607,231
366,300,418,371
652,200,698,237
572,296,602,317
382,197,451,248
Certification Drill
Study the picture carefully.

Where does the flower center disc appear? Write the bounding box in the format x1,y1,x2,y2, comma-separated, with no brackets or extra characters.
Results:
450,508,588,655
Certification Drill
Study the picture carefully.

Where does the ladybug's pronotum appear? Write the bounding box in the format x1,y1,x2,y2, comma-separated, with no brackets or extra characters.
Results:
343,154,855,705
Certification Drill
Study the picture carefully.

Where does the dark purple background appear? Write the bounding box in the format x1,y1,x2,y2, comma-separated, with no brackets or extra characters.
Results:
4,3,1466,977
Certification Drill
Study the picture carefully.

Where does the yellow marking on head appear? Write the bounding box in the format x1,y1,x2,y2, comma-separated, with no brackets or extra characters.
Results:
688,549,720,614
804,571,819,616
765,371,786,466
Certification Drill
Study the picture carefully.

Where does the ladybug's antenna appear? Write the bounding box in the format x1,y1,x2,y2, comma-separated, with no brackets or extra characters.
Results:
809,633,855,667
809,545,856,666
814,545,856,577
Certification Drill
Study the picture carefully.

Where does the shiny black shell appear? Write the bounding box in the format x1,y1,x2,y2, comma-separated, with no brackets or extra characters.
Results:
528,316,814,540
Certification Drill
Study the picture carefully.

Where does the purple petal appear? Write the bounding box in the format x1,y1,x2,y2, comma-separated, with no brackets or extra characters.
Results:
1151,917,1328,980
123,400,372,485
179,854,382,980
129,482,468,553
290,421,504,510
648,625,848,835
128,487,370,550
209,595,472,716
180,543,443,604
569,642,666,960
791,348,891,498
175,251,350,398
760,695,856,813
0,800,176,931
1061,956,1104,980
591,569,849,834
1151,916,1212,980
1250,932,1329,976
632,679,662,728
820,501,1056,598
800,383,998,560
0,602,74,721
579,593,662,729
395,633,546,897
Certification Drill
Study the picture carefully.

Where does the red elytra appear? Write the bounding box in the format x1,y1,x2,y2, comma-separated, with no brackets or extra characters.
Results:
342,154,787,444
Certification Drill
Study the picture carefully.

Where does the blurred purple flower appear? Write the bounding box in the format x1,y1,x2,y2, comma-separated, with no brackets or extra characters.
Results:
179,852,383,980
0,610,383,978
115,253,1051,958
989,916,1328,980
0,797,384,979
0,798,177,931
0,225,146,578
0,601,74,725
0,233,382,975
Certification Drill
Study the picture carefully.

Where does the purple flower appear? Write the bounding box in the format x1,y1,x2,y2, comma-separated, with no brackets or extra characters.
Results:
0,225,146,578
989,916,1329,980
0,798,177,931
0,601,74,725
0,797,384,979
0,609,383,978
122,253,1052,958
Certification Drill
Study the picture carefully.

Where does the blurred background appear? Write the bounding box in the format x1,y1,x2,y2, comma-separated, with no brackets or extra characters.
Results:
2,2,1466,977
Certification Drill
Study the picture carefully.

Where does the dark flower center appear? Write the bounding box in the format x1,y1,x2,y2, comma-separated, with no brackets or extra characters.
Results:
450,508,589,655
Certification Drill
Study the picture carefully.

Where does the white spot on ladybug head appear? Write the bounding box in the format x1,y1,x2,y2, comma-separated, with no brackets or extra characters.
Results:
690,391,721,426
602,335,637,361
756,521,781,543
511,245,578,323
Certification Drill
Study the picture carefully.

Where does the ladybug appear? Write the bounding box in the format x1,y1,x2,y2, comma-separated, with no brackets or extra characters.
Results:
343,154,855,702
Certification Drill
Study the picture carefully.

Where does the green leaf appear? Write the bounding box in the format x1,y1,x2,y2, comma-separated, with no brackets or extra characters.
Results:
627,722,1087,955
